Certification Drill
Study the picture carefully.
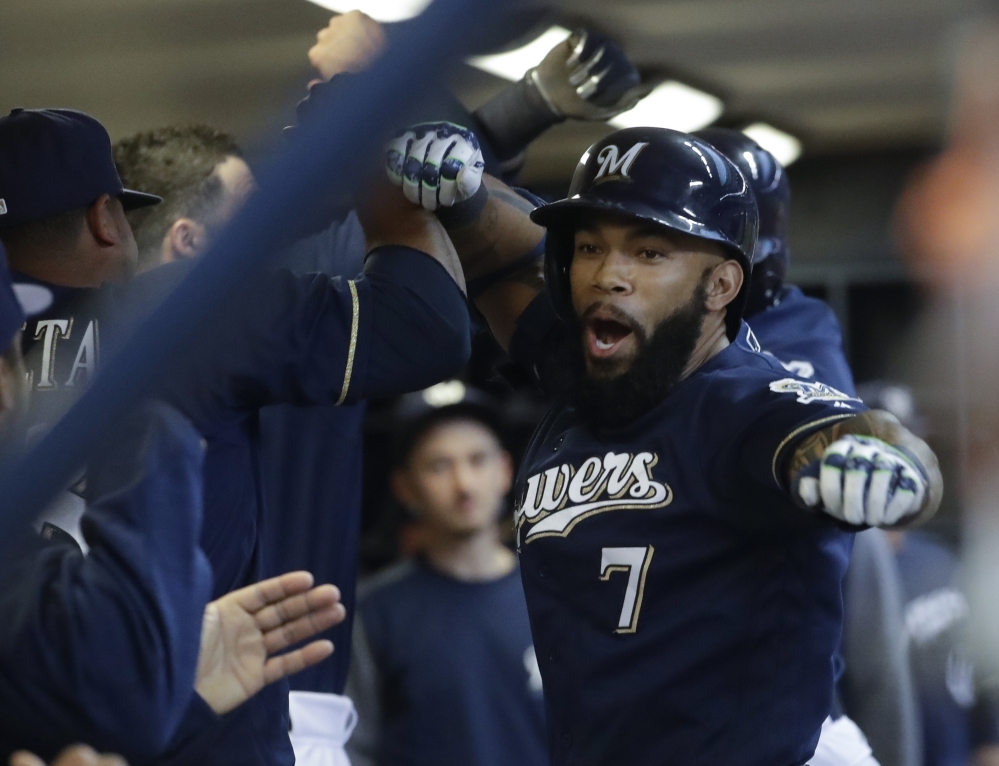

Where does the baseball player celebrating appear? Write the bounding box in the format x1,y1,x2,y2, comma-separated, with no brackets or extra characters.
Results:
385,124,943,766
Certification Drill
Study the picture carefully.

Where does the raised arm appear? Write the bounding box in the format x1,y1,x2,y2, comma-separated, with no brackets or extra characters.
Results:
786,409,943,528
384,124,546,350
111,183,471,429
356,179,466,294
473,29,646,174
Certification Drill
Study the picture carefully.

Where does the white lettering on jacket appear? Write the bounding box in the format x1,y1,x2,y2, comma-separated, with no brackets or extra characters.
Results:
516,451,671,542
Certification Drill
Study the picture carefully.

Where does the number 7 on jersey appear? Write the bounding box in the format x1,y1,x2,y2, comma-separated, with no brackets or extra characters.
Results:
600,546,654,634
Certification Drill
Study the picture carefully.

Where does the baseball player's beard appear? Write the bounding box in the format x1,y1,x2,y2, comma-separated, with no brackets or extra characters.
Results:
571,279,708,430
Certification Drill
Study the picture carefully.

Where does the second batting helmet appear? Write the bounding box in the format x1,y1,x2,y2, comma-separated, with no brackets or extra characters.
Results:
694,128,790,317
530,127,759,341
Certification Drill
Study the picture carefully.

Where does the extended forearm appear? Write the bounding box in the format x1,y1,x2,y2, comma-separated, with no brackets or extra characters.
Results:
473,29,645,165
474,78,563,163
787,409,943,527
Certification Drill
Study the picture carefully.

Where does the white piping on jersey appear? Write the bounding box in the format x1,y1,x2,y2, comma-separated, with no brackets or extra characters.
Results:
336,280,359,406
770,413,856,488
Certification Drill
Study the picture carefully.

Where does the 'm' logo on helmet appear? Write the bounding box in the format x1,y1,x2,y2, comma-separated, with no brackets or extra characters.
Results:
592,142,649,185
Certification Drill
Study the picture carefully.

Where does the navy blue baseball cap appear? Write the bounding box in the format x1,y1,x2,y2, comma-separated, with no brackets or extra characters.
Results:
392,380,504,466
0,242,50,351
0,108,161,231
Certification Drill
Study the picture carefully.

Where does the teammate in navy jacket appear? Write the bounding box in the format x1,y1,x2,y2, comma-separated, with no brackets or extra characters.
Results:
0,107,469,766
386,124,943,766
0,243,210,761
0,243,345,764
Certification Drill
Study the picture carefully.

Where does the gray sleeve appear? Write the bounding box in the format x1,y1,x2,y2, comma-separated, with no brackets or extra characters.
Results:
841,528,922,766
345,616,383,766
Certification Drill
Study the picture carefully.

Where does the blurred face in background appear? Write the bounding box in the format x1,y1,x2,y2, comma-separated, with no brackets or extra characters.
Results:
394,418,513,539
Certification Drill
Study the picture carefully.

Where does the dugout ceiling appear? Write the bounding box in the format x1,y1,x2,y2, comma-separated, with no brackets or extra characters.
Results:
0,0,989,183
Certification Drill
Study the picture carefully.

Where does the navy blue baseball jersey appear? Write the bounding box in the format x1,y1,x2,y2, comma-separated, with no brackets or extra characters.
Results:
509,291,864,766
260,210,368,697
346,559,548,766
747,285,856,396
15,245,471,766
0,402,211,763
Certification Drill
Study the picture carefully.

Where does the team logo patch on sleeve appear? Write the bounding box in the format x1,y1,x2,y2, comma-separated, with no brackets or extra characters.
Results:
769,378,861,407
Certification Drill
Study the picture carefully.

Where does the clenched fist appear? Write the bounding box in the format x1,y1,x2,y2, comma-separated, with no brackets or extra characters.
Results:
528,30,648,121
795,434,928,526
385,123,485,211
308,10,386,81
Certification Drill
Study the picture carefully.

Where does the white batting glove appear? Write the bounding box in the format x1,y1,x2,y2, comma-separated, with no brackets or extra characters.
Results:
795,435,927,526
385,122,485,211
529,30,649,121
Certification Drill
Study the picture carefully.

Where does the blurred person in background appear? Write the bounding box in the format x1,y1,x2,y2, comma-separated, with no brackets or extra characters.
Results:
346,381,547,766
893,28,999,725
858,382,999,766
696,128,920,766
0,99,471,766
893,27,999,766
115,14,646,766
0,243,344,762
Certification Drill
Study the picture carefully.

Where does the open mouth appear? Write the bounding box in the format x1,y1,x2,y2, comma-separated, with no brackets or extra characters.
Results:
585,316,635,359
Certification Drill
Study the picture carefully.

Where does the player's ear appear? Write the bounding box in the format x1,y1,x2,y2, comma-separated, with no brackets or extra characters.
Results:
163,217,208,263
703,259,743,312
85,194,120,247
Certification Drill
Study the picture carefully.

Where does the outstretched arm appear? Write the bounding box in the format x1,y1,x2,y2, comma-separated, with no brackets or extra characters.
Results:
0,404,212,761
785,409,942,528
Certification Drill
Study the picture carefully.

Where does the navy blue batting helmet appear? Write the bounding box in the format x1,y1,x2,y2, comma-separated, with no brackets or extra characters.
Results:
694,128,790,316
531,127,759,341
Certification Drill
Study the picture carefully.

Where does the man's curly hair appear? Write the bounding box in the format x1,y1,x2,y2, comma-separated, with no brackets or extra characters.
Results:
113,125,243,269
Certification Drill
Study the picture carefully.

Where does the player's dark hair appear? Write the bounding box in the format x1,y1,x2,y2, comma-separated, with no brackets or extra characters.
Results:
572,272,709,429
113,125,243,269
0,208,88,260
